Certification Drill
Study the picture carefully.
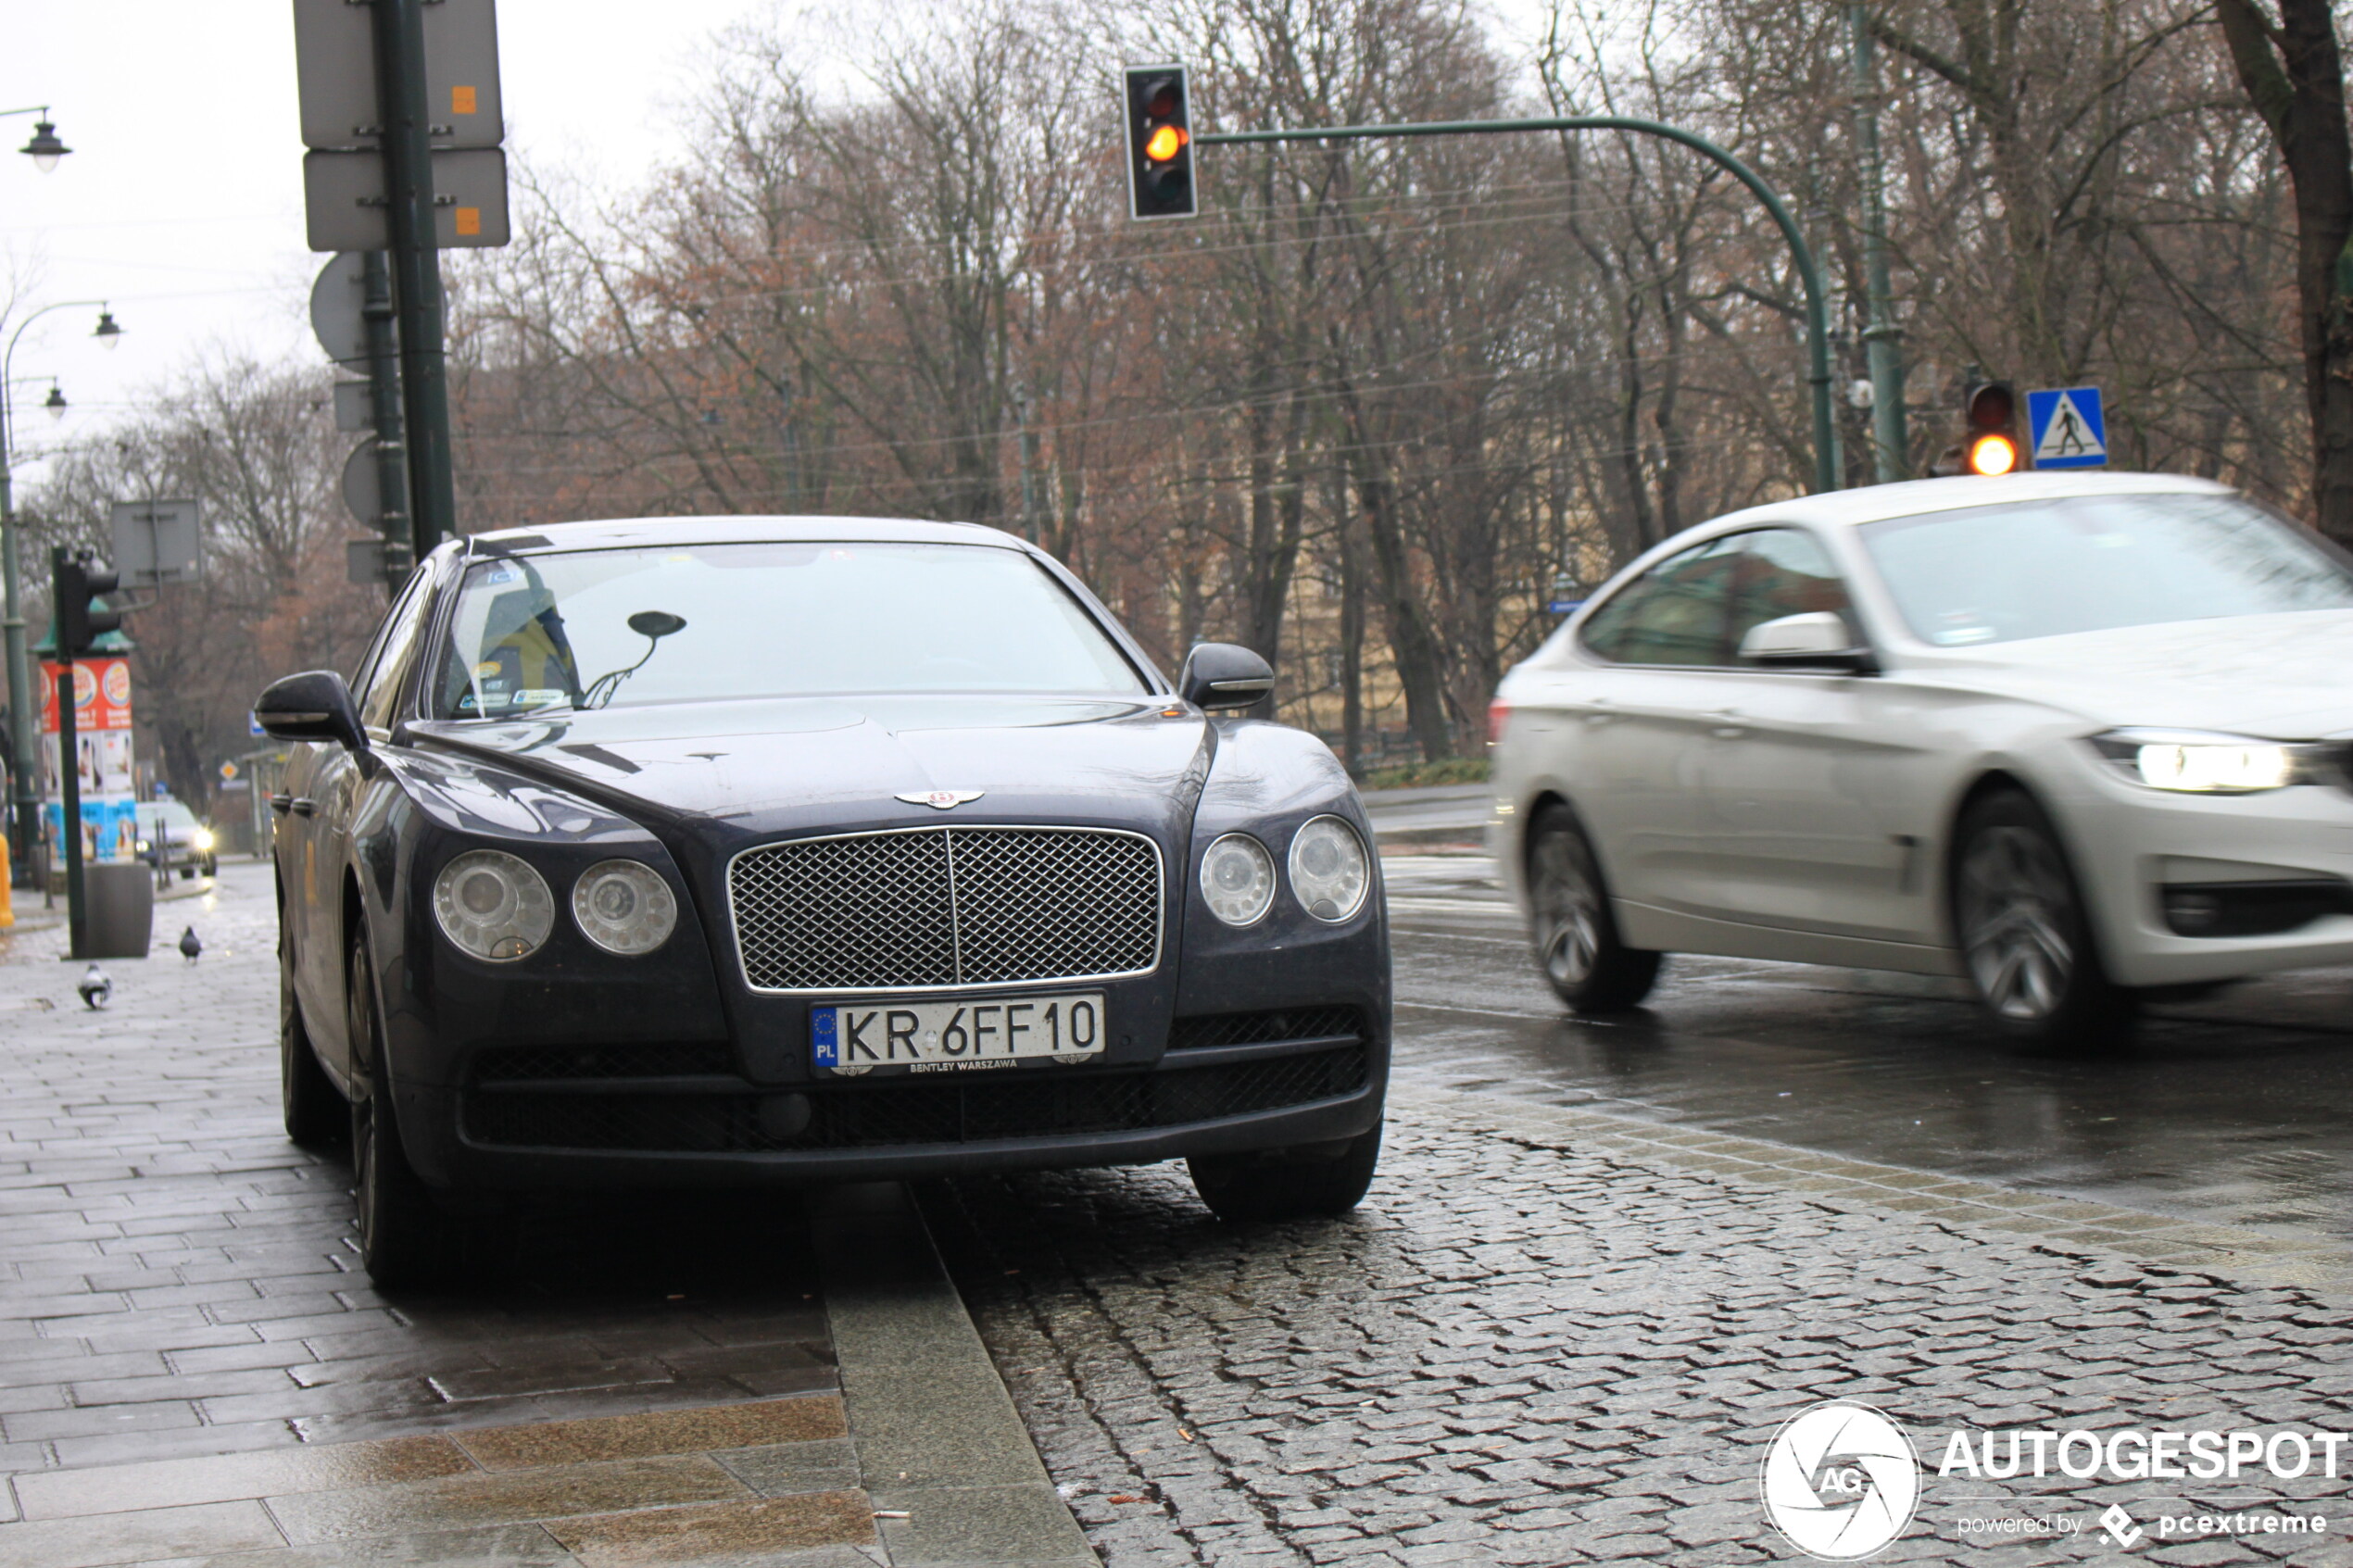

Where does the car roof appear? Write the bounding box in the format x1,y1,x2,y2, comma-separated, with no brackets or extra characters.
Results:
1698,470,2237,534
463,515,1028,554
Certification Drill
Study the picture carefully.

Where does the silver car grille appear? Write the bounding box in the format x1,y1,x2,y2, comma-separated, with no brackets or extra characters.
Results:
728,825,1164,993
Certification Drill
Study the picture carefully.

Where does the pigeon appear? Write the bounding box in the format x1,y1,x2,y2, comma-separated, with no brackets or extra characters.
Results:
77,964,111,1010
178,926,202,964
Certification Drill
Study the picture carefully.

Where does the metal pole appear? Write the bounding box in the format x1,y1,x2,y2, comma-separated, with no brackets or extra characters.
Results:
371,0,454,558
1199,115,1841,494
360,251,413,590
0,300,105,885
0,414,28,887
53,652,82,956
1850,7,1907,483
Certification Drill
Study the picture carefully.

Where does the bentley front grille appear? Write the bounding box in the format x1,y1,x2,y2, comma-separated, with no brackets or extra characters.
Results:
728,825,1163,993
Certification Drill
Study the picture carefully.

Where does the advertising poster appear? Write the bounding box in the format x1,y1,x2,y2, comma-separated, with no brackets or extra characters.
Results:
39,658,136,862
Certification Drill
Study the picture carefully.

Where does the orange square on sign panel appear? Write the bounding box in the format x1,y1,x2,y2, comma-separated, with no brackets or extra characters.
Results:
452,85,477,115
455,207,481,236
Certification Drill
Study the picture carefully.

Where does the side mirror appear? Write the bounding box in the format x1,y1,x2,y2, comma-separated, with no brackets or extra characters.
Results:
1738,612,1877,673
254,670,369,751
1178,643,1275,710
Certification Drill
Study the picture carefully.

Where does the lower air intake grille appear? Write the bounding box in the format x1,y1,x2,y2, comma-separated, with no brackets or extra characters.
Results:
1167,1007,1367,1051
462,1046,1370,1153
472,1042,735,1082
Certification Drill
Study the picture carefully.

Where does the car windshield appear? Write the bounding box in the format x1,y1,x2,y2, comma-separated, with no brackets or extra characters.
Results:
429,540,1148,719
1858,493,2353,646
144,803,196,829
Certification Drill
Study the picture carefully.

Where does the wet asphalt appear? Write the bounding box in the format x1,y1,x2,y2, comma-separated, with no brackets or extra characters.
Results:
1381,850,2353,1247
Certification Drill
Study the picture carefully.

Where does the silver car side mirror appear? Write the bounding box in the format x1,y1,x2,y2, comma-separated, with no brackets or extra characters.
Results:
1739,612,1878,673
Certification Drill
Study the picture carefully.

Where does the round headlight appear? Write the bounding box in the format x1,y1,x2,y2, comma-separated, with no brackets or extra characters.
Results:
1200,833,1276,926
1289,815,1370,922
433,849,555,961
572,859,678,955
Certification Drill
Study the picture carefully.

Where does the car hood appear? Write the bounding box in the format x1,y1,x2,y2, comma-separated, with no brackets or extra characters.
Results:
1916,609,2353,737
405,694,1213,839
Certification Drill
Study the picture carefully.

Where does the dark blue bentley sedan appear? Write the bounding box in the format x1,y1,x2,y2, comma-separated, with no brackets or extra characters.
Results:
258,517,1390,1285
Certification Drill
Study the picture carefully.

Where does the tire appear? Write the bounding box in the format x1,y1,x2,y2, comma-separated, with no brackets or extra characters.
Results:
281,931,344,1149
1525,802,1662,1011
1189,1123,1382,1222
179,866,195,882
1951,788,2138,1047
346,928,459,1288
203,856,218,877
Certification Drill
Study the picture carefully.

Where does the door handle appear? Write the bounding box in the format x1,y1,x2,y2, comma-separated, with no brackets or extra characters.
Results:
270,794,293,814
1707,709,1745,740
289,797,317,817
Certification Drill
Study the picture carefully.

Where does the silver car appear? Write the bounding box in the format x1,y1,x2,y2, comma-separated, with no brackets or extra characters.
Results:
1491,471,2353,1046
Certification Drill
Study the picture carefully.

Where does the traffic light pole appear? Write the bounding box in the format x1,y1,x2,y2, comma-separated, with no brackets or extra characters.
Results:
1197,115,1841,495
1849,7,1907,484
54,659,81,958
370,0,455,560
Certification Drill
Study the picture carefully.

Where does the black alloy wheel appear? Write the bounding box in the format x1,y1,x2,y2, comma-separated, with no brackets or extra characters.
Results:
280,923,344,1149
1188,1123,1382,1222
1952,788,2138,1048
1526,801,1662,1011
346,927,459,1287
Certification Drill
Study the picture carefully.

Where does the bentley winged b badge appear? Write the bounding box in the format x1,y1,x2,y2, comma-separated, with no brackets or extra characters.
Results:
897,790,986,809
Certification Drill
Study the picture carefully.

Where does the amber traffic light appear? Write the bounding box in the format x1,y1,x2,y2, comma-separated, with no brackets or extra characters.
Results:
1125,65,1197,220
1963,379,2020,475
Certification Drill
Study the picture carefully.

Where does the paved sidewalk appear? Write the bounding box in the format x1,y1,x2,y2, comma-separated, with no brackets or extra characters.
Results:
925,1087,2353,1567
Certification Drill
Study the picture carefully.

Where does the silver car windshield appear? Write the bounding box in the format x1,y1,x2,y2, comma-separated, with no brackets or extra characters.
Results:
431,541,1147,720
1858,494,2353,646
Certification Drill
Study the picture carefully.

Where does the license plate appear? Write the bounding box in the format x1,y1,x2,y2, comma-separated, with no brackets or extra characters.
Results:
811,993,1106,1076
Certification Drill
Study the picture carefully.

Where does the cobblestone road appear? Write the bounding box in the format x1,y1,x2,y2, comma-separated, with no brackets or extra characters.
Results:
926,1094,2353,1567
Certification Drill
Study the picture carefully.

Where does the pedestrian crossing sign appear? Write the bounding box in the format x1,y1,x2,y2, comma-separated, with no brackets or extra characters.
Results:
2026,386,2107,469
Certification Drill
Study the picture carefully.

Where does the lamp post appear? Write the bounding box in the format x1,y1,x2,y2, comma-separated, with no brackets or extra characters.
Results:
2,107,71,173
1,303,121,886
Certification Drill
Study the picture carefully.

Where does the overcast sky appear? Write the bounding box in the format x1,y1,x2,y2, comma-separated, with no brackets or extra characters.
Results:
0,0,771,467
1,0,1555,483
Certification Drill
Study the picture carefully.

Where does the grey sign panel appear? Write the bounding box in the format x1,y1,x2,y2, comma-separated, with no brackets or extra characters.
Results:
293,0,505,151
303,148,511,252
309,252,370,364
347,537,388,586
342,440,383,525
109,500,203,586
333,381,378,432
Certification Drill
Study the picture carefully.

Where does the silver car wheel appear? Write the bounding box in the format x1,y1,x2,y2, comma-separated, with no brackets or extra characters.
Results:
1531,831,1603,988
1958,823,2076,1022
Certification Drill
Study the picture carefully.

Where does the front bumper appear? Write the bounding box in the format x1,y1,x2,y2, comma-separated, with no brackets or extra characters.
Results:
393,1017,1387,1192
2060,764,2353,986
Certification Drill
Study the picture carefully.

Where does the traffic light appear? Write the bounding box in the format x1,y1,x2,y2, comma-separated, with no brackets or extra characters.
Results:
50,547,122,659
1125,65,1196,220
1962,379,2020,475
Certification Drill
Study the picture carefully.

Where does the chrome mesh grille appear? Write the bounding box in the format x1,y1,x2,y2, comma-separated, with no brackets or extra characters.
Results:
729,826,1162,992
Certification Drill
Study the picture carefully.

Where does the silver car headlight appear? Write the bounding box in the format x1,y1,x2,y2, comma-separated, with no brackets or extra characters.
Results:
1289,815,1370,922
1200,833,1276,925
434,849,556,960
572,859,678,955
2090,729,2329,794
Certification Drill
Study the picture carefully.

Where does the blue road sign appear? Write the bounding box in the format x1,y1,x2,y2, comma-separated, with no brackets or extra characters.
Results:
2027,386,2107,470
1546,600,1584,615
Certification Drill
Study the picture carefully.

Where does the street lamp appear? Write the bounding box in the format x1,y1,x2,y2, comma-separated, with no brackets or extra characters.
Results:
41,386,65,422
3,108,70,174
0,302,121,885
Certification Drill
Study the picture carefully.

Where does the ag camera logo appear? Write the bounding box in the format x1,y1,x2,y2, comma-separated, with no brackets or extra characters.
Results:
1760,1400,1921,1560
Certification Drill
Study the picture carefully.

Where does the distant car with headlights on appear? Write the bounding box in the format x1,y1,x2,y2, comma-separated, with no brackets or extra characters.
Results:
136,799,217,879
258,517,1388,1285
1490,471,2353,1047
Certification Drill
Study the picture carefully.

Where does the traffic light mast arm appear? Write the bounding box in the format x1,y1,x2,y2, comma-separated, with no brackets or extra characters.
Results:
1196,115,1839,495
